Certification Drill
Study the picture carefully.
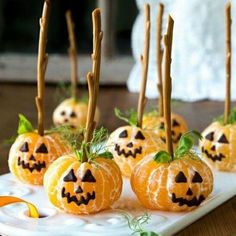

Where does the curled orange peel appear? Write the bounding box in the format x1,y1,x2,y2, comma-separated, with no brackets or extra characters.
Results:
0,196,39,218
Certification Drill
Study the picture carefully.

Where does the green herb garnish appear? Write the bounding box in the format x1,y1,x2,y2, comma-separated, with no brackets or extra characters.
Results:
154,130,202,163
153,150,171,163
114,108,138,126
214,108,236,125
123,212,159,236
65,127,112,162
3,114,34,145
17,114,34,135
175,130,202,158
49,125,84,149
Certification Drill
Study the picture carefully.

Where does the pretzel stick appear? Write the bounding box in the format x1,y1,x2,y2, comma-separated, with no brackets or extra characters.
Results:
156,3,164,117
36,0,51,136
84,9,103,145
163,16,174,158
66,10,78,99
224,1,231,124
137,4,150,128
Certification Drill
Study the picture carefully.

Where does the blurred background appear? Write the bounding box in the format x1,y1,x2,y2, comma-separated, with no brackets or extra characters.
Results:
0,0,137,84
0,0,137,54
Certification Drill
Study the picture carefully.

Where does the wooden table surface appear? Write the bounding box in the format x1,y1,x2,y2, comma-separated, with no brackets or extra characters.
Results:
0,83,236,236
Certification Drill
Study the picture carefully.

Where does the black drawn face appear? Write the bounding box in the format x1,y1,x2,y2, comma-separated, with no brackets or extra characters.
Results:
55,108,77,129
170,171,205,207
61,169,96,206
17,141,48,173
114,128,146,159
158,118,183,144
201,130,229,162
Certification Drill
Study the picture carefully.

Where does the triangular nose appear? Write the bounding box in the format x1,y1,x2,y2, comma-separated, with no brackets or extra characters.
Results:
186,188,193,196
127,142,133,148
211,145,216,151
29,155,36,161
76,186,83,194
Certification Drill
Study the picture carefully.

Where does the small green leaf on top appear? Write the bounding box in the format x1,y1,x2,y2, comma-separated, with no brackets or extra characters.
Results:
114,108,138,126
175,130,202,158
153,151,171,163
17,114,34,135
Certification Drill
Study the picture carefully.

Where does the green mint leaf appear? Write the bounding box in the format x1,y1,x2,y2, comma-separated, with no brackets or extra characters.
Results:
153,151,171,163
114,108,137,126
98,151,113,159
140,232,159,236
17,114,34,135
175,130,202,158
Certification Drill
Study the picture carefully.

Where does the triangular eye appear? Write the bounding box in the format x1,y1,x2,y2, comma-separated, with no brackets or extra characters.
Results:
135,131,145,140
192,171,203,183
205,132,214,141
63,169,77,182
20,142,29,152
119,130,128,138
172,119,180,127
81,169,96,182
175,171,187,183
217,134,229,144
36,143,48,153
70,111,77,118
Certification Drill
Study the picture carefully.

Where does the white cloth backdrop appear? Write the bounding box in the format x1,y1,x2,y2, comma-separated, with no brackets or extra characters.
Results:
127,0,236,101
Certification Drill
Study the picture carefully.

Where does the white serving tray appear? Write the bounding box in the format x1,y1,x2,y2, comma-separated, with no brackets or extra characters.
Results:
0,169,236,236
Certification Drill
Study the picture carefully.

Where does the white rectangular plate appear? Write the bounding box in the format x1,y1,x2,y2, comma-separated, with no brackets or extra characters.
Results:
0,170,236,236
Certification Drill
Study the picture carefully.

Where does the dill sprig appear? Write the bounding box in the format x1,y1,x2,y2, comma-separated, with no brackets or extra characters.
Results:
122,212,159,236
49,125,84,149
69,127,112,163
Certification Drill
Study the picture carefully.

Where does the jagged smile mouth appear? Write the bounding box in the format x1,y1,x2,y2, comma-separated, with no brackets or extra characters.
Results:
17,157,46,172
160,133,182,144
201,147,225,162
114,144,142,158
61,187,95,206
171,193,205,207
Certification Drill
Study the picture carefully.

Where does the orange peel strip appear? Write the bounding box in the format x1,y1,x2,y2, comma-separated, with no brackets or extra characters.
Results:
0,196,39,218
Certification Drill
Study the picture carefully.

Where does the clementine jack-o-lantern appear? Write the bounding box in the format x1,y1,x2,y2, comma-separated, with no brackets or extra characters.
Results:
45,8,122,215
133,15,213,211
131,132,214,211
143,112,188,149
8,127,71,185
200,121,236,171
44,153,122,214
53,98,99,129
8,1,72,185
107,125,165,177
